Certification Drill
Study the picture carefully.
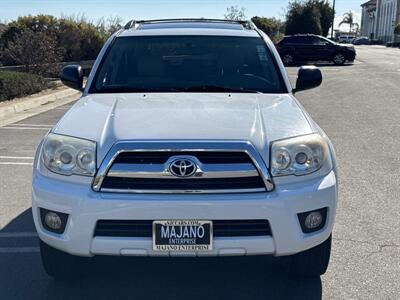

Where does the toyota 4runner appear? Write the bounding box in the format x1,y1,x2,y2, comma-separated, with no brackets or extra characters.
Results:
32,19,338,279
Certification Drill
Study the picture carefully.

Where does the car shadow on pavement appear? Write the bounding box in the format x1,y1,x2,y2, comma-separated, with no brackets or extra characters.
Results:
1,208,37,233
1,209,322,300
44,256,322,300
286,62,355,68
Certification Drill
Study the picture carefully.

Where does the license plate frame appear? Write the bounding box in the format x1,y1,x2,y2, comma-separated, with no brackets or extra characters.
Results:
152,220,213,252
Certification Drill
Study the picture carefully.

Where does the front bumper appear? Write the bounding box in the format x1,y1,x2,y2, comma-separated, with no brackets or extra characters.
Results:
346,50,356,61
32,170,337,257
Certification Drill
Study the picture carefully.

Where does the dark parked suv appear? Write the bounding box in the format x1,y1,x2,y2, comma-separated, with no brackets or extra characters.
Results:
276,34,356,65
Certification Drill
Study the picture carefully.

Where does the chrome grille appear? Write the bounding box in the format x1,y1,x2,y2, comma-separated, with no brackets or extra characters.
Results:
92,141,274,193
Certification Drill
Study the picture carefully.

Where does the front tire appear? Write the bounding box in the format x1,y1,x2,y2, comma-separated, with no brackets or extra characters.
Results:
282,235,332,277
282,53,295,65
333,53,346,65
40,240,87,280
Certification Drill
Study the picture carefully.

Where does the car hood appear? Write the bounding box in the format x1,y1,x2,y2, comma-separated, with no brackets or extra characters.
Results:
53,93,314,164
340,43,355,49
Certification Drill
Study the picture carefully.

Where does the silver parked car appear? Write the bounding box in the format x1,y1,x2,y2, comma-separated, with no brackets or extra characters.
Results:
32,19,338,280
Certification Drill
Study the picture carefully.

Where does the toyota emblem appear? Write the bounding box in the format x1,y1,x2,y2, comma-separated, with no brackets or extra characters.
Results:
169,158,197,177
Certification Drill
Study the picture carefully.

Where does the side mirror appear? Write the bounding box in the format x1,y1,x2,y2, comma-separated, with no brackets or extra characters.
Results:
293,66,322,94
60,65,83,91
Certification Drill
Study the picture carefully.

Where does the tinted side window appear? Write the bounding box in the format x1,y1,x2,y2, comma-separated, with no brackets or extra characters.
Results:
311,37,328,45
278,37,295,45
287,36,312,44
286,36,298,44
296,37,312,44
278,38,288,45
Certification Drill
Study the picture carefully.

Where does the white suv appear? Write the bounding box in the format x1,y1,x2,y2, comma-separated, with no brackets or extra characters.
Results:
32,19,338,279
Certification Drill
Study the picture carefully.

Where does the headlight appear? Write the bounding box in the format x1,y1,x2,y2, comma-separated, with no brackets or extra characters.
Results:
271,134,328,177
41,133,96,176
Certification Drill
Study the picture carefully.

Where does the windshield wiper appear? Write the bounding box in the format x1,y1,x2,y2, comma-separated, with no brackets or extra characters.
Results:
94,85,263,94
182,85,263,94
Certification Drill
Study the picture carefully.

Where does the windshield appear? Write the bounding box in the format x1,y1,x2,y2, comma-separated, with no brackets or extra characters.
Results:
320,36,336,45
90,35,286,94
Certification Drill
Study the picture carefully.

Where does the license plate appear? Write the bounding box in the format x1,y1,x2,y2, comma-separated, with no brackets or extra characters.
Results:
153,220,213,251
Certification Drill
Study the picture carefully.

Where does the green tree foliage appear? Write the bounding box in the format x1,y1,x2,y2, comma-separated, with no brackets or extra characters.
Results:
224,6,246,21
285,1,322,35
339,11,359,34
313,1,334,37
0,15,58,52
57,17,108,61
2,29,63,76
0,15,112,65
251,16,285,41
97,16,124,36
0,23,7,37
285,0,333,36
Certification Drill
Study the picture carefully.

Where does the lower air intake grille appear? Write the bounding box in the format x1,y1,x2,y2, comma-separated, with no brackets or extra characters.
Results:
94,220,272,238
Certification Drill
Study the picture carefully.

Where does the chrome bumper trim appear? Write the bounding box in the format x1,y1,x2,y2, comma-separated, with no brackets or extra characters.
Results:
107,162,259,179
100,188,267,194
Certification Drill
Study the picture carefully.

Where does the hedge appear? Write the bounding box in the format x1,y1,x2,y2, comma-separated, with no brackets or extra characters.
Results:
0,71,54,102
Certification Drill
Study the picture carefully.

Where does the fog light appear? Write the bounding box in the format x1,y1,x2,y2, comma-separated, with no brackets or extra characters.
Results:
304,211,322,229
40,208,69,234
45,212,62,230
298,208,327,233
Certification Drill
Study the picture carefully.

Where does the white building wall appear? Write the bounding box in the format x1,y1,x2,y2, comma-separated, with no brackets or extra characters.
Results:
375,0,399,41
361,5,376,38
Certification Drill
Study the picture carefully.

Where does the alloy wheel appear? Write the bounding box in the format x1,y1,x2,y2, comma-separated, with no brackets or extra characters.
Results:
283,54,294,65
333,53,345,65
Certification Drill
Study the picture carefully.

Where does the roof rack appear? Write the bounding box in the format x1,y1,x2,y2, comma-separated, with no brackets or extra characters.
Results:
123,18,256,30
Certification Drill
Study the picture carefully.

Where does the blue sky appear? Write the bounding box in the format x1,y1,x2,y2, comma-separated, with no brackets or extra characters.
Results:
0,0,364,29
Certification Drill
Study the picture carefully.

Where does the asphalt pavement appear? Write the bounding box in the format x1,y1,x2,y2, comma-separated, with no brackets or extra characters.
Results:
0,45,399,299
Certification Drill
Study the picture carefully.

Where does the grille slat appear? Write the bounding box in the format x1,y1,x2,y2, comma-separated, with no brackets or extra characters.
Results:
94,220,272,237
113,152,252,164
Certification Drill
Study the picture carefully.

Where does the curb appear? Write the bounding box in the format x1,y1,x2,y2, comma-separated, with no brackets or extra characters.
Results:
0,88,81,127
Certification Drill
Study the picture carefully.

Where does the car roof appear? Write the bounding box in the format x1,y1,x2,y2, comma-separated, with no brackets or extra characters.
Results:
284,34,318,37
281,34,320,40
118,19,260,38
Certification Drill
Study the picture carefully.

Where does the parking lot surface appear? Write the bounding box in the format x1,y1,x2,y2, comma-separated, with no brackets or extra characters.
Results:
0,46,399,299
